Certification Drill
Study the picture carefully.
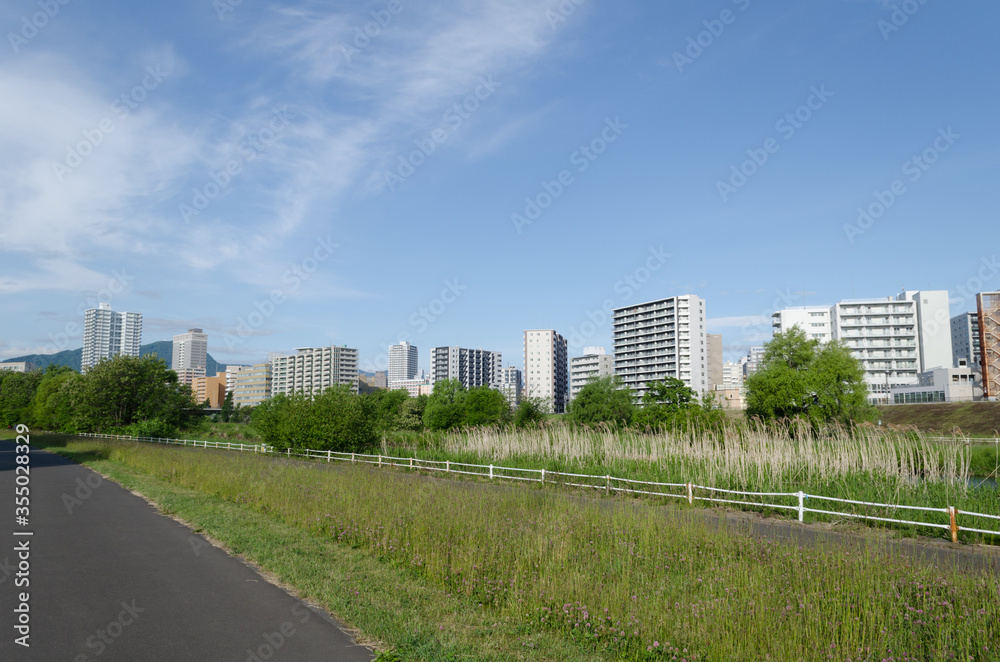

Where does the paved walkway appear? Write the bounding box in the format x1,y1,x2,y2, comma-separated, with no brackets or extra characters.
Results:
0,440,373,661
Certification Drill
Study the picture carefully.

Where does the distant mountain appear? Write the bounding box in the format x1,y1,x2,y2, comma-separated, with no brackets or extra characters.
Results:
3,341,224,376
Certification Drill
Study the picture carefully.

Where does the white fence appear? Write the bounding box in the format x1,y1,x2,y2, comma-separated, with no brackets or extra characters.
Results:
74,432,1000,543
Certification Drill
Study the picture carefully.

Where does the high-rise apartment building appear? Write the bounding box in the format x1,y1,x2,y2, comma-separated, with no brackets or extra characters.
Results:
978,292,1000,398
569,347,613,400
388,341,419,382
430,346,502,390
232,363,273,407
496,365,523,408
951,312,981,372
771,291,952,404
270,346,360,396
172,329,207,371
771,306,833,342
81,303,142,373
613,295,708,399
524,330,569,413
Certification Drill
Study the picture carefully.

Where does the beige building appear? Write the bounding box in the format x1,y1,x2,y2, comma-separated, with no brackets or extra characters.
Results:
232,363,272,407
524,330,568,413
0,362,31,373
569,347,613,400
271,345,359,396
192,371,227,407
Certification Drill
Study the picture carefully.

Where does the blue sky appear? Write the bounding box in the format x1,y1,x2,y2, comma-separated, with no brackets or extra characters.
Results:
1,0,997,374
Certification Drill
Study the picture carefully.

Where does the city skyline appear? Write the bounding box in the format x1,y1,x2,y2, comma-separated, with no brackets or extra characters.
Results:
2,1,997,377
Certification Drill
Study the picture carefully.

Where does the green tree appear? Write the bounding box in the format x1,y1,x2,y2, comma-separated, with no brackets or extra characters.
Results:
633,377,698,429
745,327,876,426
76,355,200,433
363,388,410,434
513,396,546,428
220,390,234,423
398,394,428,431
28,365,78,430
0,369,43,427
567,375,635,426
252,386,380,452
463,385,510,427
422,379,467,430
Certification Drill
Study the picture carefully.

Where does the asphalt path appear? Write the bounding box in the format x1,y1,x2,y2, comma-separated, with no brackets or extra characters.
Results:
0,439,373,661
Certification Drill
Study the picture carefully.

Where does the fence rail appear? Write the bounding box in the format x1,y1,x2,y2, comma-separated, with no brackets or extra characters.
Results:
73,432,1000,544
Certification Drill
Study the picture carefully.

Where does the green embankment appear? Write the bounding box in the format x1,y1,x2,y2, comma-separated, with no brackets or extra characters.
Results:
23,434,1000,662
878,402,1000,437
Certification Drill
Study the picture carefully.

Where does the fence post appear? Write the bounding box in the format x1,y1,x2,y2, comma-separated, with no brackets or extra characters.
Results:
949,507,959,544
540,468,545,484
410,457,414,469
378,455,382,467
490,464,494,480
287,448,290,457
605,475,610,495
446,460,450,473
327,450,331,463
686,483,693,505
797,491,805,523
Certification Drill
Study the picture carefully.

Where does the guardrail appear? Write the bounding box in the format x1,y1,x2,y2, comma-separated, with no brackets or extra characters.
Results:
74,432,1000,544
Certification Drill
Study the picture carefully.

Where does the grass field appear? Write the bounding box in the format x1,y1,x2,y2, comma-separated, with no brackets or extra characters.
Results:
27,433,1000,662
380,424,1000,542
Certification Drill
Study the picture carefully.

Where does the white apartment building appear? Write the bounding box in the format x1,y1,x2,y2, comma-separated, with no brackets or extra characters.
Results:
612,295,708,399
569,347,613,400
430,346,502,390
81,303,142,373
771,306,833,342
524,330,569,413
225,365,250,391
388,341,418,382
0,362,31,373
387,377,433,397
172,328,207,372
270,345,359,396
722,361,743,390
232,363,272,407
770,291,952,404
951,312,981,373
495,365,523,408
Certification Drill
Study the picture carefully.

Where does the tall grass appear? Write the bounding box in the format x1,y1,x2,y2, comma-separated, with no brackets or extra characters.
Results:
382,422,1000,539
96,441,1000,661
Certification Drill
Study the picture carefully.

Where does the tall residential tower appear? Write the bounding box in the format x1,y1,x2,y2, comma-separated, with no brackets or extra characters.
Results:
81,303,142,373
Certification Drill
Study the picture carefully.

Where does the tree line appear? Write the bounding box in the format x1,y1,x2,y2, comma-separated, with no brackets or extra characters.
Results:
1,327,876,451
